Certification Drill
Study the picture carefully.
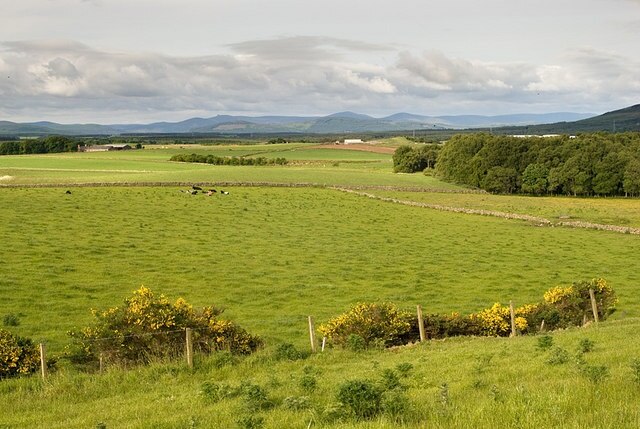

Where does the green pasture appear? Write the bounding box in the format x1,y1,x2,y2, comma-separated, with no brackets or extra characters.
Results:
1,186,639,355
2,144,640,428
0,146,458,188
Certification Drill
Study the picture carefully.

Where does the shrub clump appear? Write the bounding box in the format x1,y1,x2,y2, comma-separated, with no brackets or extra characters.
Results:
336,379,383,420
0,329,40,379
318,302,413,348
319,279,617,348
67,286,262,366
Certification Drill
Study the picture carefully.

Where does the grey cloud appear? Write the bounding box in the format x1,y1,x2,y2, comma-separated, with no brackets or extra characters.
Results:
46,58,80,79
228,36,392,61
0,39,638,122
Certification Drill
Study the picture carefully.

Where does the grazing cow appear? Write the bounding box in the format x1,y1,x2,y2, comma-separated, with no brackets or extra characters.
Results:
65,190,72,194
191,190,198,195
209,189,217,193
192,185,203,191
221,190,229,195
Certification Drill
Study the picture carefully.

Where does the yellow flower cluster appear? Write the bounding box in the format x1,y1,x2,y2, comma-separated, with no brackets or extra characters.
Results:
318,302,412,346
0,329,40,377
543,285,575,304
469,303,531,336
469,303,511,336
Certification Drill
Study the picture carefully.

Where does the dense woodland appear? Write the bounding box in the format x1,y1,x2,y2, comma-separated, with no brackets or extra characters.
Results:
0,136,77,155
395,132,640,196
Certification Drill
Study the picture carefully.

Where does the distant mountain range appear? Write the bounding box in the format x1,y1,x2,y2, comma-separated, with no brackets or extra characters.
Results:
1,105,638,136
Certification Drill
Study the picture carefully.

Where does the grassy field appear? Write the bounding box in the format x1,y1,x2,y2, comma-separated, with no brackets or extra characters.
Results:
1,143,640,428
2,320,640,428
368,190,640,228
0,145,457,188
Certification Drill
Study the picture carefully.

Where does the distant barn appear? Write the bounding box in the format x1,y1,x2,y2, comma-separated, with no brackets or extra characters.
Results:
78,144,132,152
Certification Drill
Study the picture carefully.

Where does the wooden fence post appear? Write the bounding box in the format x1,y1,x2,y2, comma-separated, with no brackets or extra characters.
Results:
99,353,104,373
589,288,599,323
308,316,317,353
417,305,426,342
509,300,517,337
321,337,326,352
39,343,47,381
185,328,193,368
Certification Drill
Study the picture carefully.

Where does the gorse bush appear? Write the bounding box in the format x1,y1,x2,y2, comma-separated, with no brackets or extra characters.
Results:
67,286,262,366
318,302,413,348
0,329,40,379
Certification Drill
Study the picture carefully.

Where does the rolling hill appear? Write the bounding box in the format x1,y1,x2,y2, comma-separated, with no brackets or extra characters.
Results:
3,105,639,136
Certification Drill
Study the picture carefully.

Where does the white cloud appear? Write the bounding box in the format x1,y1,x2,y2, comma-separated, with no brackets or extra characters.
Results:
0,37,638,122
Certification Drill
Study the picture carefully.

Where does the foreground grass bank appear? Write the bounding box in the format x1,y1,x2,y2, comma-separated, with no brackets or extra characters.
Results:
2,319,640,428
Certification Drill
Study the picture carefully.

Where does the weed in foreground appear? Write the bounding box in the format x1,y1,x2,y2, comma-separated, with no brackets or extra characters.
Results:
577,338,595,353
236,415,264,429
336,379,382,420
580,364,610,385
546,347,570,365
537,335,554,351
630,358,640,384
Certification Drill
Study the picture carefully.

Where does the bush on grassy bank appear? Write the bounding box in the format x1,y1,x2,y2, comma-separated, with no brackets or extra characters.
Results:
66,286,262,367
0,329,40,379
320,278,617,348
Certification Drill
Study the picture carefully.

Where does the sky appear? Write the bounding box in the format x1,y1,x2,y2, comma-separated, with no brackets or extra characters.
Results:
1,0,639,123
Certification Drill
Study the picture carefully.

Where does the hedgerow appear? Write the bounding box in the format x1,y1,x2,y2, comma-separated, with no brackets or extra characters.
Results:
66,286,262,366
320,278,617,348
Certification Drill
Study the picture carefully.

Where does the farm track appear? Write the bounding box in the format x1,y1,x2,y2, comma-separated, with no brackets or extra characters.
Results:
2,180,639,235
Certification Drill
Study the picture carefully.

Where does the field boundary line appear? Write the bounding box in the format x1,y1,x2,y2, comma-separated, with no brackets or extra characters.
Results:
4,180,637,234
0,181,484,193
331,187,640,236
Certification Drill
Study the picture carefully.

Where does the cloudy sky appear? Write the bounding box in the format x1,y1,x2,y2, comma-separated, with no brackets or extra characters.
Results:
1,0,639,123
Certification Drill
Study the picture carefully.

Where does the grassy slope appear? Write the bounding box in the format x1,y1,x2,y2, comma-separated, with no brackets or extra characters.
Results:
2,144,640,428
2,320,640,428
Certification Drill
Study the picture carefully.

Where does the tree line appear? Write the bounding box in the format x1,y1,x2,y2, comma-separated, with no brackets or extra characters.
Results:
0,136,77,155
170,153,288,166
394,132,640,196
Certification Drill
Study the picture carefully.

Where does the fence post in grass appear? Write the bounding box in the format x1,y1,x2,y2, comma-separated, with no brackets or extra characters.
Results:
99,353,104,373
509,300,517,337
417,305,426,342
185,328,193,368
308,316,317,353
589,288,599,323
39,343,47,381
540,319,545,332
321,336,326,352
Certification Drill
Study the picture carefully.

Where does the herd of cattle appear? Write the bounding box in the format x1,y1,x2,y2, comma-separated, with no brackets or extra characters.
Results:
180,185,229,196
